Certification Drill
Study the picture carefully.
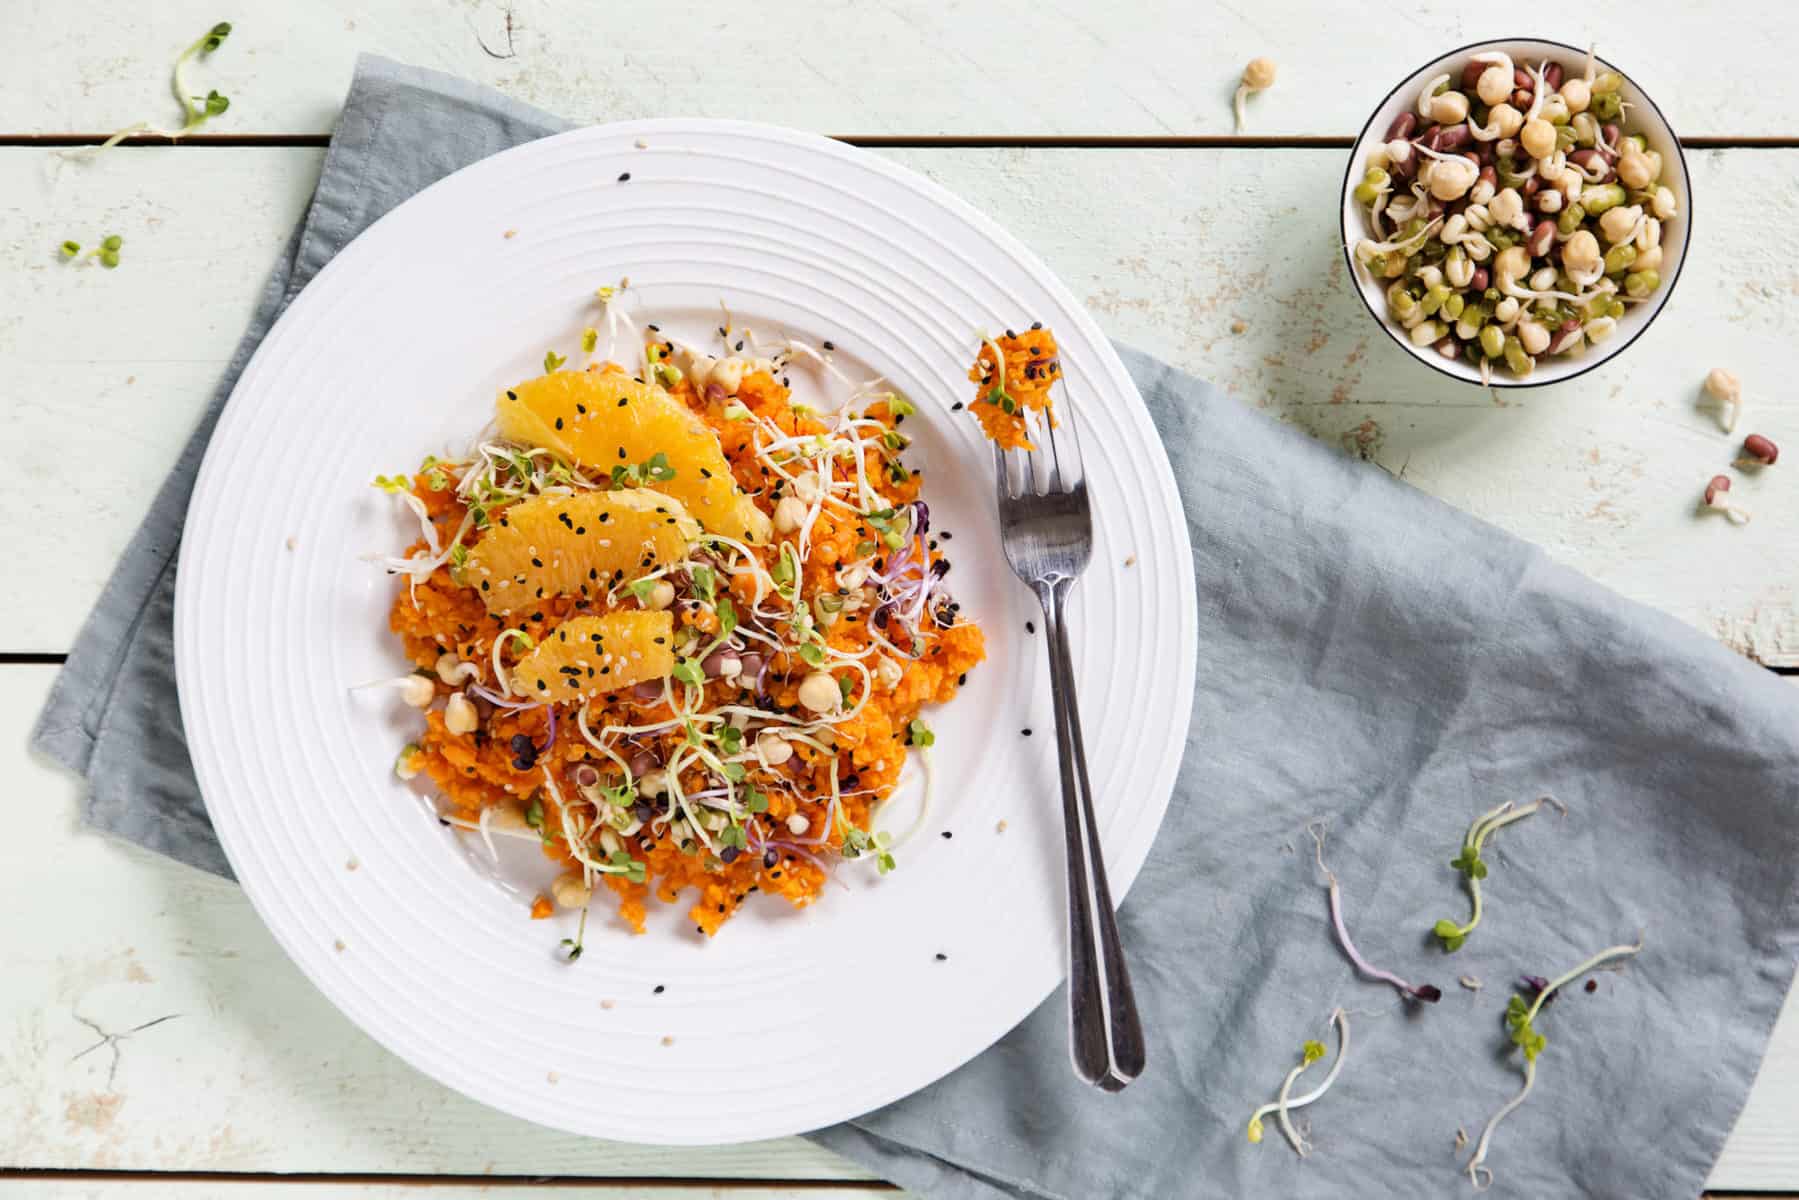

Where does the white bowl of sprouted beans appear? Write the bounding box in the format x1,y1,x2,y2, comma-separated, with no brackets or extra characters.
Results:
1341,38,1691,388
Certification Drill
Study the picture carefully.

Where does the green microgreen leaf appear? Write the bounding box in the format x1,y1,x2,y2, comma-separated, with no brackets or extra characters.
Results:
796,642,826,668
371,474,411,493
544,349,567,372
525,797,544,831
715,595,738,637
690,565,716,604
907,719,935,748
580,327,598,353
60,240,81,258
672,658,705,687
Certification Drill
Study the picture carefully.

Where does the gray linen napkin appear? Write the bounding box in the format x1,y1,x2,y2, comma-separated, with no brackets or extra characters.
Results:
32,55,1799,1199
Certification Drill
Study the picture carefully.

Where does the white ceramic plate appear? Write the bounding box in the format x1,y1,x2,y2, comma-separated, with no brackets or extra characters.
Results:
174,119,1196,1144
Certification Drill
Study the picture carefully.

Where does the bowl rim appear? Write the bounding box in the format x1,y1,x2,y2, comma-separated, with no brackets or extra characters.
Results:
1339,36,1693,389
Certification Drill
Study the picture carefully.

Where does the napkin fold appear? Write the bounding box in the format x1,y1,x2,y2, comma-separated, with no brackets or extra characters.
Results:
34,55,1799,1199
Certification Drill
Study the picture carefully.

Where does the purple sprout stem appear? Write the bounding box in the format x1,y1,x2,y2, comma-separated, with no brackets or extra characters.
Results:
1312,824,1440,1003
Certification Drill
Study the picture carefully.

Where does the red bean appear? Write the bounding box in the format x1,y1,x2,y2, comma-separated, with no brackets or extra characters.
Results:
628,748,659,776
1469,267,1490,291
1529,219,1556,257
1522,174,1541,199
1600,123,1622,155
1384,111,1418,142
1461,61,1488,89
1436,124,1472,152
701,648,740,678
1514,68,1533,88
1543,63,1564,90
1546,326,1583,354
631,679,663,701
1512,88,1533,109
1387,141,1417,181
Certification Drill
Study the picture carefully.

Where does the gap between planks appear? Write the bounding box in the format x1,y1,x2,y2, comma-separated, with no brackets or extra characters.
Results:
0,1171,895,1191
7,133,1799,150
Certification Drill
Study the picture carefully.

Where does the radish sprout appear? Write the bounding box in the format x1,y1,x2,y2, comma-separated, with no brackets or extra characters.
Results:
1433,796,1564,952
59,24,233,162
1466,936,1643,1189
1234,57,1277,132
1246,1008,1350,1155
1309,824,1441,1003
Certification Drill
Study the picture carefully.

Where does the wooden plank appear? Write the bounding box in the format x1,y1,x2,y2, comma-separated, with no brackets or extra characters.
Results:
14,0,1799,140
0,1183,890,1198
5,145,1797,662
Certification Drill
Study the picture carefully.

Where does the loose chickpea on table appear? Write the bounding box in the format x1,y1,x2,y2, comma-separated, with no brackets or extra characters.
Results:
1349,48,1680,382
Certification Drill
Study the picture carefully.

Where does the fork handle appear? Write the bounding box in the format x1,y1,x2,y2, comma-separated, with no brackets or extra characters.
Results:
1035,576,1146,1091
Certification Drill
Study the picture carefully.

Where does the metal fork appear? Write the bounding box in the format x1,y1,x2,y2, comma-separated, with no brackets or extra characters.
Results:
991,403,1145,1092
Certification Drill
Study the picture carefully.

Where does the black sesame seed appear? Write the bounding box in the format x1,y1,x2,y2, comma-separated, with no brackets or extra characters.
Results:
653,984,665,994
1031,321,1042,330
1026,621,1035,634
823,340,835,350
951,401,964,412
763,849,778,868
941,830,952,839
1022,728,1032,737
934,952,948,961
618,171,631,182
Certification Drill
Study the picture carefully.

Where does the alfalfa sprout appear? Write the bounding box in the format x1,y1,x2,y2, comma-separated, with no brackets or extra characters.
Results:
1309,823,1441,1004
1245,1007,1350,1155
1433,796,1564,952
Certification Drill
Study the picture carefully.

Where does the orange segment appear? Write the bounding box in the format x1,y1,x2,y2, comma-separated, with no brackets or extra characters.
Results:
511,612,676,702
497,370,769,544
465,488,698,614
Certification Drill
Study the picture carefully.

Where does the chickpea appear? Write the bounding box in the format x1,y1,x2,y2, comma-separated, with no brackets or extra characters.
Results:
1651,186,1678,220
1432,156,1475,200
792,471,823,503
686,352,717,390
1477,65,1513,106
1242,56,1276,90
551,872,592,910
1562,229,1602,275
1635,245,1664,272
797,671,840,713
756,731,794,766
1598,204,1642,245
1637,149,1663,183
1560,78,1591,114
1610,153,1645,191
444,691,479,735
1444,250,1474,288
1493,245,1530,289
786,812,811,836
709,357,746,394
1429,90,1470,125
643,579,675,610
1490,103,1524,138
1486,187,1523,227
1636,217,1661,251
1519,118,1556,160
1536,189,1564,214
1705,368,1741,406
399,675,435,708
773,494,808,534
637,769,669,798
1494,296,1521,323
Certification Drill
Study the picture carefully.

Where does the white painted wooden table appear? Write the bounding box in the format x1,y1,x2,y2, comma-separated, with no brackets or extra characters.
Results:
4,3,1797,1196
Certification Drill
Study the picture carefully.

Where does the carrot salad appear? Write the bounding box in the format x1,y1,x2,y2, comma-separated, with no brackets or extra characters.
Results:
372,307,983,946
968,324,1060,450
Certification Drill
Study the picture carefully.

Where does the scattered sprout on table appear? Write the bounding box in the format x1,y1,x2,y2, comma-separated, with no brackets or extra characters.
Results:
1234,57,1277,132
1703,368,1742,432
1246,1008,1350,1155
1309,823,1441,1003
60,23,235,163
1433,796,1564,952
1350,48,1676,380
1702,474,1751,525
1465,936,1644,1189
1737,434,1780,468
